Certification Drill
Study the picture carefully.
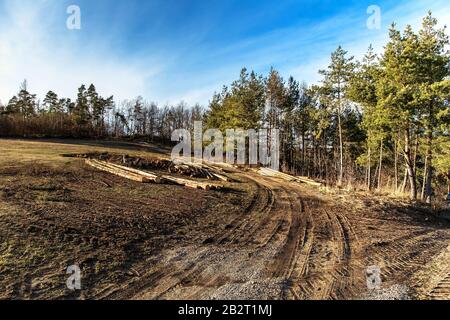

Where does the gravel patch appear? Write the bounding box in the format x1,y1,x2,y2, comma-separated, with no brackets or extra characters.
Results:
363,284,411,300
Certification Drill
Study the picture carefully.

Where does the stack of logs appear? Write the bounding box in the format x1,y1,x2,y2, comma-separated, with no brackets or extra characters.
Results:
119,155,229,181
86,159,223,190
171,161,230,182
258,167,323,187
63,152,231,182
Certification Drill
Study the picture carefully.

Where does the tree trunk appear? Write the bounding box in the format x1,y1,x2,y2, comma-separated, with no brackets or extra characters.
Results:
421,154,428,200
367,145,372,190
413,133,419,173
424,130,433,204
404,128,417,200
313,135,317,177
400,167,408,193
394,137,399,191
373,162,379,190
447,170,450,196
337,111,344,186
323,136,328,182
378,139,383,190
302,131,306,176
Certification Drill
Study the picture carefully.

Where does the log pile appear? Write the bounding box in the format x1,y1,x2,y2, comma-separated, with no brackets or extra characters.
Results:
98,160,162,183
258,167,322,187
161,175,220,190
172,160,231,182
86,159,155,183
85,159,222,190
65,152,229,181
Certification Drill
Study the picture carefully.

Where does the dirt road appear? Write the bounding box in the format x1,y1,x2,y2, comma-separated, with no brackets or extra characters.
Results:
101,173,450,300
0,140,449,300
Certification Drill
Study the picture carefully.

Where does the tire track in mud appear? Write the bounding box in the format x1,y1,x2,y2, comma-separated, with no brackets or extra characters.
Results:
262,183,315,300
104,174,279,300
102,171,447,300
214,178,275,245
277,184,359,300
323,210,353,299
428,273,450,300
265,184,302,280
368,230,449,283
277,187,315,300
104,172,360,300
169,175,293,300
242,178,356,301
182,177,309,300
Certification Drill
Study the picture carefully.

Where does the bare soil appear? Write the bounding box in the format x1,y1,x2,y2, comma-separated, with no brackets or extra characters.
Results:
0,139,448,300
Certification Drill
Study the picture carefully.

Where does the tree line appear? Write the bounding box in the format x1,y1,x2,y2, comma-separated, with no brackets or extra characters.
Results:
204,13,449,201
0,12,448,201
0,81,203,142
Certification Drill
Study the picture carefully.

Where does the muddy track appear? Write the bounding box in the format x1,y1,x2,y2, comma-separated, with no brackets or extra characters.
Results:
213,178,275,245
1,141,448,300
366,229,450,286
100,171,449,300
103,173,361,300
429,273,450,300
103,174,276,300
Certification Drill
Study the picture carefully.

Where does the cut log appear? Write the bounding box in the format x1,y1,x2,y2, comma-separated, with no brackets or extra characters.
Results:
86,159,223,190
258,167,322,187
99,161,162,183
170,159,232,181
294,177,322,187
161,175,218,190
211,173,230,182
86,159,150,183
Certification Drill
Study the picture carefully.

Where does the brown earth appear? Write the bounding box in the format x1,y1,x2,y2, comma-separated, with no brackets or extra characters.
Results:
0,139,448,300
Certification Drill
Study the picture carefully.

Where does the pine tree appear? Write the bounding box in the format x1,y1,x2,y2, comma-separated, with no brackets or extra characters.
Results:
205,68,265,132
292,83,313,175
377,24,420,199
133,96,145,135
319,46,355,186
43,91,61,113
205,90,227,130
415,12,450,203
281,76,300,171
6,96,19,114
265,68,286,132
348,45,387,189
16,89,37,118
73,85,90,132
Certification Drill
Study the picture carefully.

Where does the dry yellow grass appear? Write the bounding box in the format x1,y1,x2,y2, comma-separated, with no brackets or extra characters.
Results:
0,139,167,168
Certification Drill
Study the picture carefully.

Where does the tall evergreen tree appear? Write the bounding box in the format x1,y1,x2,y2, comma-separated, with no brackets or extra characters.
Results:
43,91,61,113
73,85,90,131
415,12,450,203
348,45,387,189
319,46,355,186
378,24,421,199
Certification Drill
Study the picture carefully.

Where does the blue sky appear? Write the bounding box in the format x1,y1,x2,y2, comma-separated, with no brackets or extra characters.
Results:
0,0,449,106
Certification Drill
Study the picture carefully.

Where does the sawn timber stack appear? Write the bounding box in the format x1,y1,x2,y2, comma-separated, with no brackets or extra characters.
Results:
85,159,223,190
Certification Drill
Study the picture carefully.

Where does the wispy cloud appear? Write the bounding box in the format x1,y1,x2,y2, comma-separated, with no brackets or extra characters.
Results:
0,0,162,104
0,0,449,106
155,0,450,104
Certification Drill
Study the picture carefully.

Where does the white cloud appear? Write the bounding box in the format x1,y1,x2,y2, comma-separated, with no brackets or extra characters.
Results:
287,0,450,85
1,0,449,107
0,0,161,104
